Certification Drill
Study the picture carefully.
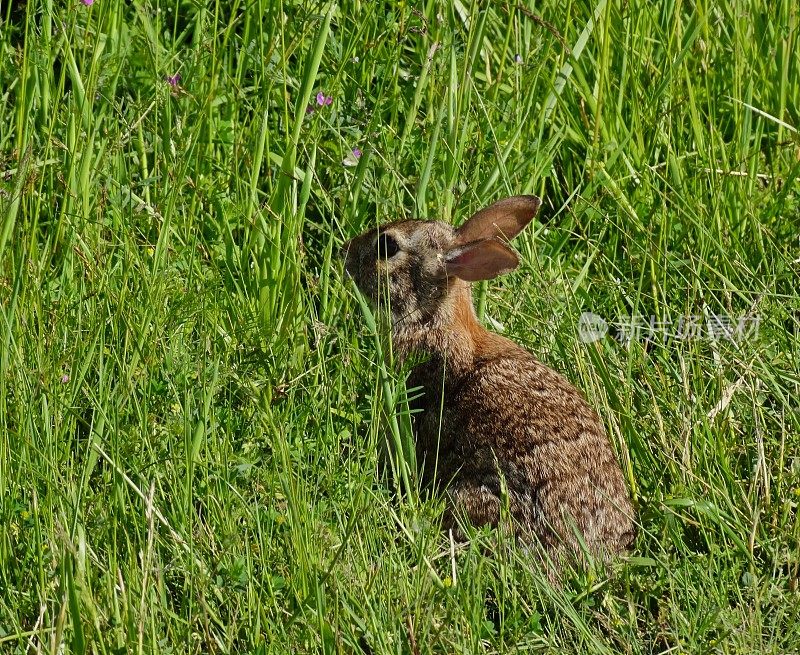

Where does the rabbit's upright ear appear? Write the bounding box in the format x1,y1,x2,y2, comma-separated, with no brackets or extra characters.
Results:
455,195,541,245
444,238,520,282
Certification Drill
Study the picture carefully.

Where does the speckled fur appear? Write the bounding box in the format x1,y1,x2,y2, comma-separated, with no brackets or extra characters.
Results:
343,196,635,568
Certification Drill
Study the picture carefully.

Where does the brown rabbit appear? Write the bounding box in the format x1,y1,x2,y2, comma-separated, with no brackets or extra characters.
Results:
342,196,635,568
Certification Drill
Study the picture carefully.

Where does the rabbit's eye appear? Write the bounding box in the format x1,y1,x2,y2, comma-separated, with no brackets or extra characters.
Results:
376,233,400,259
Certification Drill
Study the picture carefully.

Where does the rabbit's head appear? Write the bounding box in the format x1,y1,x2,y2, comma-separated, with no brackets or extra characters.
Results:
342,196,541,353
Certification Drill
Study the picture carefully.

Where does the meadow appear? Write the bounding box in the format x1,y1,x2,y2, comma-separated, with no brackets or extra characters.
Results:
1,0,799,652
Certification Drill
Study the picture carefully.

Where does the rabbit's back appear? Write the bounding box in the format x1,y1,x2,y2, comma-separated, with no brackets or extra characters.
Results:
409,345,635,559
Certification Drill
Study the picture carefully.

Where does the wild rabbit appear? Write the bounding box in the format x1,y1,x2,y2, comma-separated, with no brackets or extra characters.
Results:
342,196,635,568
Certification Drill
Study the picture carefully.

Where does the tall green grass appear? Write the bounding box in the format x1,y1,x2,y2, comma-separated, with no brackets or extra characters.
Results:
1,1,798,652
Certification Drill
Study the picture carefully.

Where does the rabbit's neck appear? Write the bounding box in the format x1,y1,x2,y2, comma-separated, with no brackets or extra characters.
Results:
393,281,488,378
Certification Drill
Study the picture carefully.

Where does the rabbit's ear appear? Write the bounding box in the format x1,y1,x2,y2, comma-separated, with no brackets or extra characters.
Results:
444,238,520,282
455,195,540,245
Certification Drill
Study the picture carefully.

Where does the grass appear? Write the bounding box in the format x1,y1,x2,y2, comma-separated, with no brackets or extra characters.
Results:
1,0,799,652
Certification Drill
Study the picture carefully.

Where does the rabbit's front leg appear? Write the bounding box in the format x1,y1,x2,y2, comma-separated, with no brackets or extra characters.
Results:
442,479,506,541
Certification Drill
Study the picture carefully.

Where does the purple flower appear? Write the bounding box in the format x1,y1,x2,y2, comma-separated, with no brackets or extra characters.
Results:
343,147,362,167
61,374,70,384
82,0,94,5
307,91,333,116
165,73,181,87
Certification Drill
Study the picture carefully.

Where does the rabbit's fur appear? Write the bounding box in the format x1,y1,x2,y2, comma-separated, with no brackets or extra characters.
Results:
343,196,635,566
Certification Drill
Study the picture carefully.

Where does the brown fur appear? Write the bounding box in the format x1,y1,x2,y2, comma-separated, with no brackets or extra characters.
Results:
342,196,635,568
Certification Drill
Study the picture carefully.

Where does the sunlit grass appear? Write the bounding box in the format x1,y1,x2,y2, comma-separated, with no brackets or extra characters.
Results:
1,1,798,653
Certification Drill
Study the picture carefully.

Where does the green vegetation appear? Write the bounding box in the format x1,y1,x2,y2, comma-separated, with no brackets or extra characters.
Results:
1,1,799,652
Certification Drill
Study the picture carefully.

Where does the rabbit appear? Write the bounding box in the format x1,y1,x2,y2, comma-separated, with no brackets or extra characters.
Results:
342,195,635,569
